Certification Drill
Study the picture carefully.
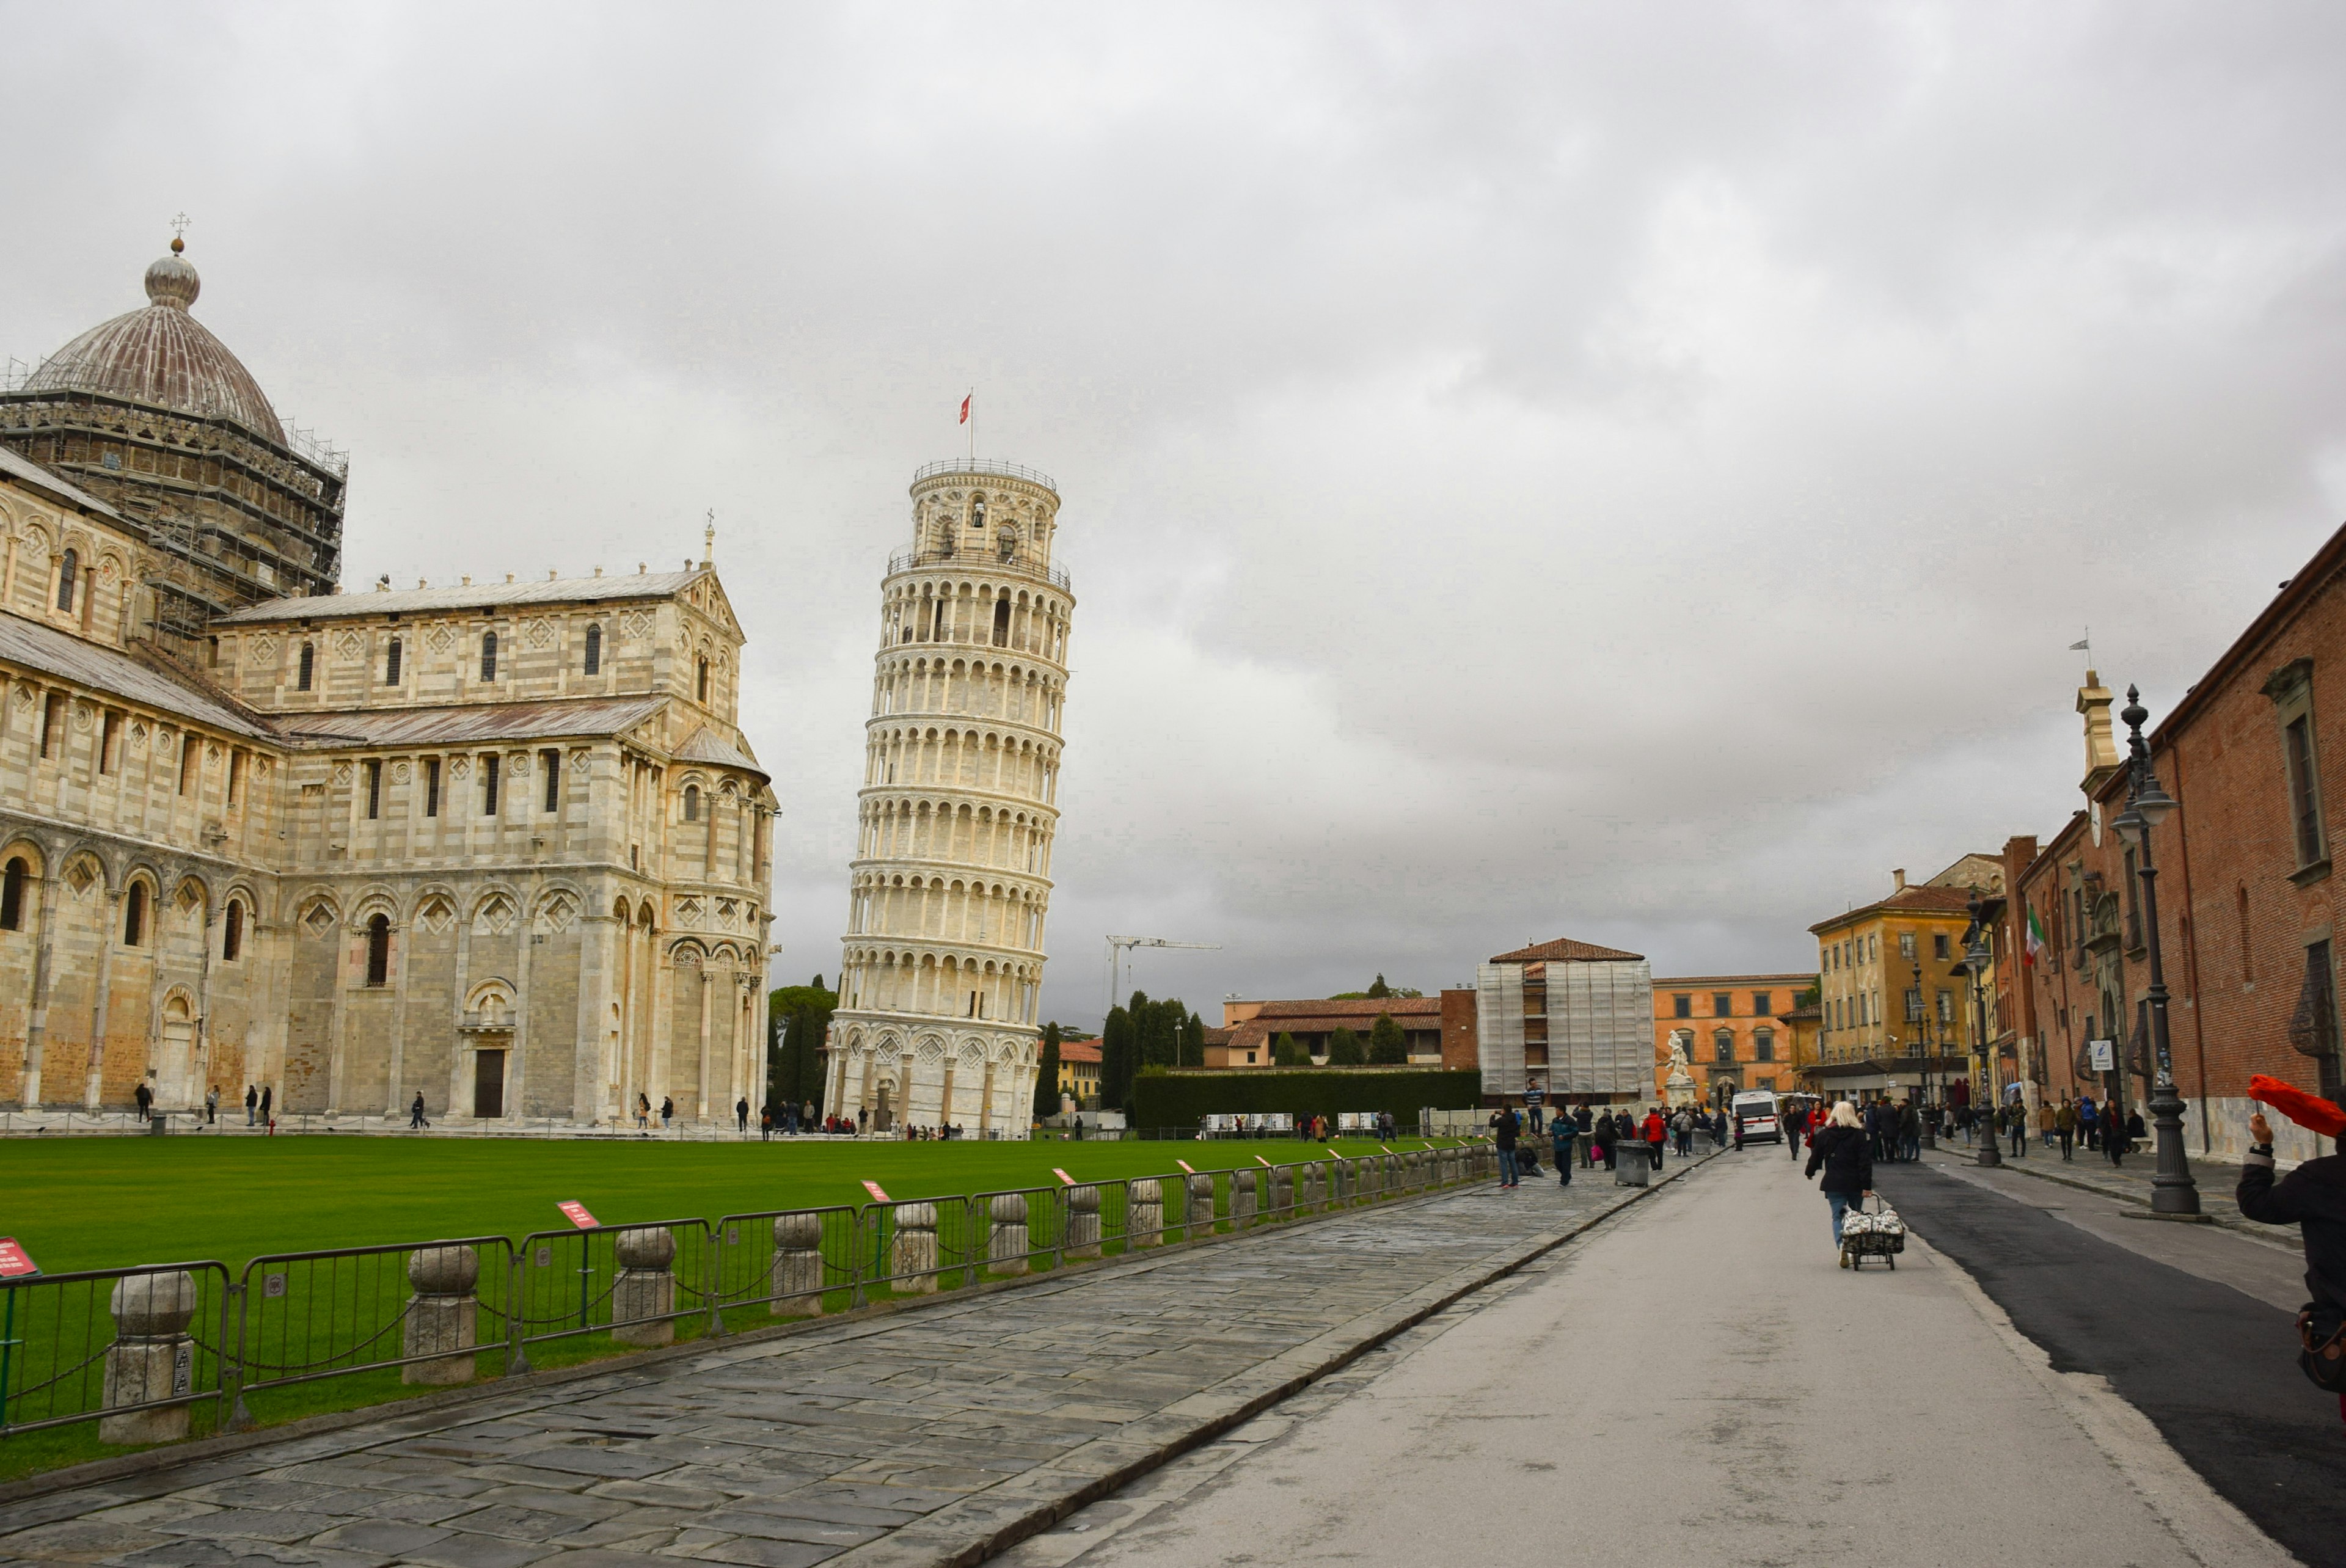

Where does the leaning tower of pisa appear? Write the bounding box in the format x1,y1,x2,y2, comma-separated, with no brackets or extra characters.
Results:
826,460,1073,1132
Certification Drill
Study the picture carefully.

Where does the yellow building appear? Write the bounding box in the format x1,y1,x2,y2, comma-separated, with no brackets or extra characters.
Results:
1805,859,1998,1103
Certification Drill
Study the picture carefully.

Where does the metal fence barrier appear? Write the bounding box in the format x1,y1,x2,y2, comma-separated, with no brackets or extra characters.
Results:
0,1144,1499,1449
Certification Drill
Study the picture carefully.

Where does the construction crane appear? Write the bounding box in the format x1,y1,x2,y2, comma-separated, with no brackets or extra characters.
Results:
1103,935,1222,1019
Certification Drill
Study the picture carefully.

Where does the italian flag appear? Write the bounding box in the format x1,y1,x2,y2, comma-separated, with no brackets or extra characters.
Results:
2025,905,2048,967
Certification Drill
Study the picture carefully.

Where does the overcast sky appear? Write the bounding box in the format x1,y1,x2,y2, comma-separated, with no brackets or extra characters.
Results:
6,4,2344,1027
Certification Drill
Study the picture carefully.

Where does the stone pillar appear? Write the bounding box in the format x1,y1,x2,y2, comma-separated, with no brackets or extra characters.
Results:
891,1202,938,1293
769,1212,826,1317
1063,1184,1102,1258
402,1244,478,1385
610,1226,676,1346
987,1194,1029,1275
1270,1167,1294,1219
1128,1178,1163,1247
1185,1172,1215,1234
102,1271,198,1443
1232,1169,1259,1229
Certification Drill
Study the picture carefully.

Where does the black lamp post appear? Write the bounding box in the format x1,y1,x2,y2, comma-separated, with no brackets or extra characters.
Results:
1959,893,2001,1167
1910,958,1937,1150
2111,685,2201,1216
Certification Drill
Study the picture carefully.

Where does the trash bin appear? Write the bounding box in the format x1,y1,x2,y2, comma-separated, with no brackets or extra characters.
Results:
148,1115,167,1136
1613,1142,1649,1187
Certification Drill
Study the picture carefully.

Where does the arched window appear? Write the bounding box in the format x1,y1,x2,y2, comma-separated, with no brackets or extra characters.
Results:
296,641,315,691
583,624,602,676
480,631,499,681
365,914,390,986
222,898,244,962
384,638,403,686
1712,1028,1734,1063
992,599,1010,645
684,783,700,822
56,549,78,613
971,497,987,534
0,857,25,931
696,657,710,702
123,881,147,947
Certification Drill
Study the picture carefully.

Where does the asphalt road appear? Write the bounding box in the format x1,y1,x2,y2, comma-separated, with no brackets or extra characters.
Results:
998,1151,2290,1568
1880,1156,2346,1568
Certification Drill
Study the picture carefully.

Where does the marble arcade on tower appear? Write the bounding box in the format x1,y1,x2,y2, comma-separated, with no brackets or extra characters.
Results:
825,460,1073,1132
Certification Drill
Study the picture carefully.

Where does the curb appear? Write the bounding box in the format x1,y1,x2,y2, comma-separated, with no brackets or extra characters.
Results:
0,1161,1500,1511
824,1150,1720,1568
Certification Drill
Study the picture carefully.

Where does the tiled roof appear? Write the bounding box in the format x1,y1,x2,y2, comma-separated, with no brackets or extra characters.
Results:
1054,1038,1102,1063
675,724,767,779
276,696,666,748
0,611,274,738
1654,973,1816,988
1807,884,1975,935
214,570,704,625
1250,997,1442,1020
1488,936,1646,963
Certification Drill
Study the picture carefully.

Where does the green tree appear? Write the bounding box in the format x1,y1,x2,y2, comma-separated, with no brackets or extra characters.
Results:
1368,1011,1408,1064
1328,1026,1367,1066
1036,1021,1062,1116
1367,974,1392,999
766,974,836,1116
1272,1031,1309,1067
1181,1010,1205,1068
1102,1001,1136,1110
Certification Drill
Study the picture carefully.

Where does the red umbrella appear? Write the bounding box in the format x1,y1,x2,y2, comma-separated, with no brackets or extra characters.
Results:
2248,1074,2346,1138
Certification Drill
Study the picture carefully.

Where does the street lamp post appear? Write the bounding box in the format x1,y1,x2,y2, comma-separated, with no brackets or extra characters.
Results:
1910,959,1937,1150
2111,685,2201,1216
1962,893,2001,1167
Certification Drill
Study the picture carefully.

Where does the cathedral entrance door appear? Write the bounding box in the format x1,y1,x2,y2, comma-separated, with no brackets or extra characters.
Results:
474,1050,507,1118
874,1081,894,1132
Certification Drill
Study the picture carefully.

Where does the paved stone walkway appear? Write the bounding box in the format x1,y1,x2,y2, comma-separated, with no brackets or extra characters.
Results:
0,1155,1712,1568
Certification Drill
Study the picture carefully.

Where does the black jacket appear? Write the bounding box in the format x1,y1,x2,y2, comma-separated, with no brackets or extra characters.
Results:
1490,1110,1519,1151
2239,1149,2346,1318
1805,1126,1873,1196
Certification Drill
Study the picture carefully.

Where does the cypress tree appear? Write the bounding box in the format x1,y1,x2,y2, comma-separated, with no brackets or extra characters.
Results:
1328,1026,1367,1066
1368,1011,1408,1064
1273,1031,1308,1067
1037,1021,1063,1114
1102,1003,1136,1110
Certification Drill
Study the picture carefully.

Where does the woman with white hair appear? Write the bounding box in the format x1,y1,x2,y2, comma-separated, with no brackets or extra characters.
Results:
1803,1099,1875,1263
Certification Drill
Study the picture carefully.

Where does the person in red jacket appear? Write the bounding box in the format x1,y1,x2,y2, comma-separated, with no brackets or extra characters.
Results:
1642,1107,1668,1167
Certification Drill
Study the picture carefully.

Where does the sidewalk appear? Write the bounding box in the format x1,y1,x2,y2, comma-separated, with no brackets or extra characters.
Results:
1915,1134,2286,1248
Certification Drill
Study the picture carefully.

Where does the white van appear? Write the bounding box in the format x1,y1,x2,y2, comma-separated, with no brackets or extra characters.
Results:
1731,1090,1782,1144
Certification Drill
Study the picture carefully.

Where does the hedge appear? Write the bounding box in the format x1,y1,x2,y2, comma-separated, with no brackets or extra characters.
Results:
1132,1069,1482,1128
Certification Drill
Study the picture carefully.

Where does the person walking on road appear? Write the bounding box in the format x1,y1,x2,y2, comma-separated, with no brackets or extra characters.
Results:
134,1081,153,1121
1592,1111,1618,1171
735,1096,750,1133
2055,1097,2077,1161
2079,1095,2100,1151
409,1092,428,1129
660,1095,674,1128
2008,1101,2028,1158
205,1085,219,1125
1551,1113,1576,1186
1805,1100,1874,1260
1491,1106,1522,1188
2105,1105,2134,1167
245,1084,258,1125
258,1084,272,1125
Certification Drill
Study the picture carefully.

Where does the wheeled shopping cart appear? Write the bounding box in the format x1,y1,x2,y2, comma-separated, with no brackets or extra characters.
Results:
1840,1195,1906,1270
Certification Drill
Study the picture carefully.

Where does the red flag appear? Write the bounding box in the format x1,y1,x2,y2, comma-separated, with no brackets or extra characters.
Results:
959,395,971,425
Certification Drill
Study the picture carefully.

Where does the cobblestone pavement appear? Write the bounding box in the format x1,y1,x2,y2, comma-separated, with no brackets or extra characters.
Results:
0,1154,1712,1568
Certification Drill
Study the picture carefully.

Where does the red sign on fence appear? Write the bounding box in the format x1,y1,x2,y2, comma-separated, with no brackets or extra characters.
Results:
557,1201,599,1230
1051,1169,1075,1186
0,1238,37,1278
1175,1159,1196,1175
863,1181,891,1204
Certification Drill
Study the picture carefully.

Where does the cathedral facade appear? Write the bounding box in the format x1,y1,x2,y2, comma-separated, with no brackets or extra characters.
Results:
0,240,775,1125
825,461,1072,1132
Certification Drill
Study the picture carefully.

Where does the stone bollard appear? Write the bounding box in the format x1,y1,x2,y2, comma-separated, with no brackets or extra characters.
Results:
988,1194,1030,1276
1231,1169,1258,1229
1356,1156,1377,1200
103,1270,199,1443
1270,1166,1294,1219
1129,1178,1164,1248
1064,1184,1103,1259
1185,1172,1215,1233
403,1244,478,1385
1302,1163,1323,1212
770,1212,825,1317
610,1227,676,1346
892,1203,940,1293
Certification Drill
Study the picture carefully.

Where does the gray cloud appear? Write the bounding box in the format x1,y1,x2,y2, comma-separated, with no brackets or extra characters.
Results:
5,2,2342,1022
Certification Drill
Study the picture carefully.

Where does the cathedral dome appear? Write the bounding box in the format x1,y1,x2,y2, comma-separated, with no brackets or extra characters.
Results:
23,238,284,443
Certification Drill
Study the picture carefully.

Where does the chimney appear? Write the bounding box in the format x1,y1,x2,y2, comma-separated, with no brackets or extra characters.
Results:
2078,669,2123,795
1892,868,1907,892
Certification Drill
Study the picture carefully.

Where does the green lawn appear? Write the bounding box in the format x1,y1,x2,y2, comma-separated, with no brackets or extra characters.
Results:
0,1133,1430,1275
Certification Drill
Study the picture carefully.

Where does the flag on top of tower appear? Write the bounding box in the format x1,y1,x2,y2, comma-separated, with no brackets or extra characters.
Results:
959,394,971,425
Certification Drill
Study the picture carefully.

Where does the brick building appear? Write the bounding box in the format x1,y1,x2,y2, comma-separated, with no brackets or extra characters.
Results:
2013,522,2346,1162
1653,974,1813,1106
1209,996,1443,1065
